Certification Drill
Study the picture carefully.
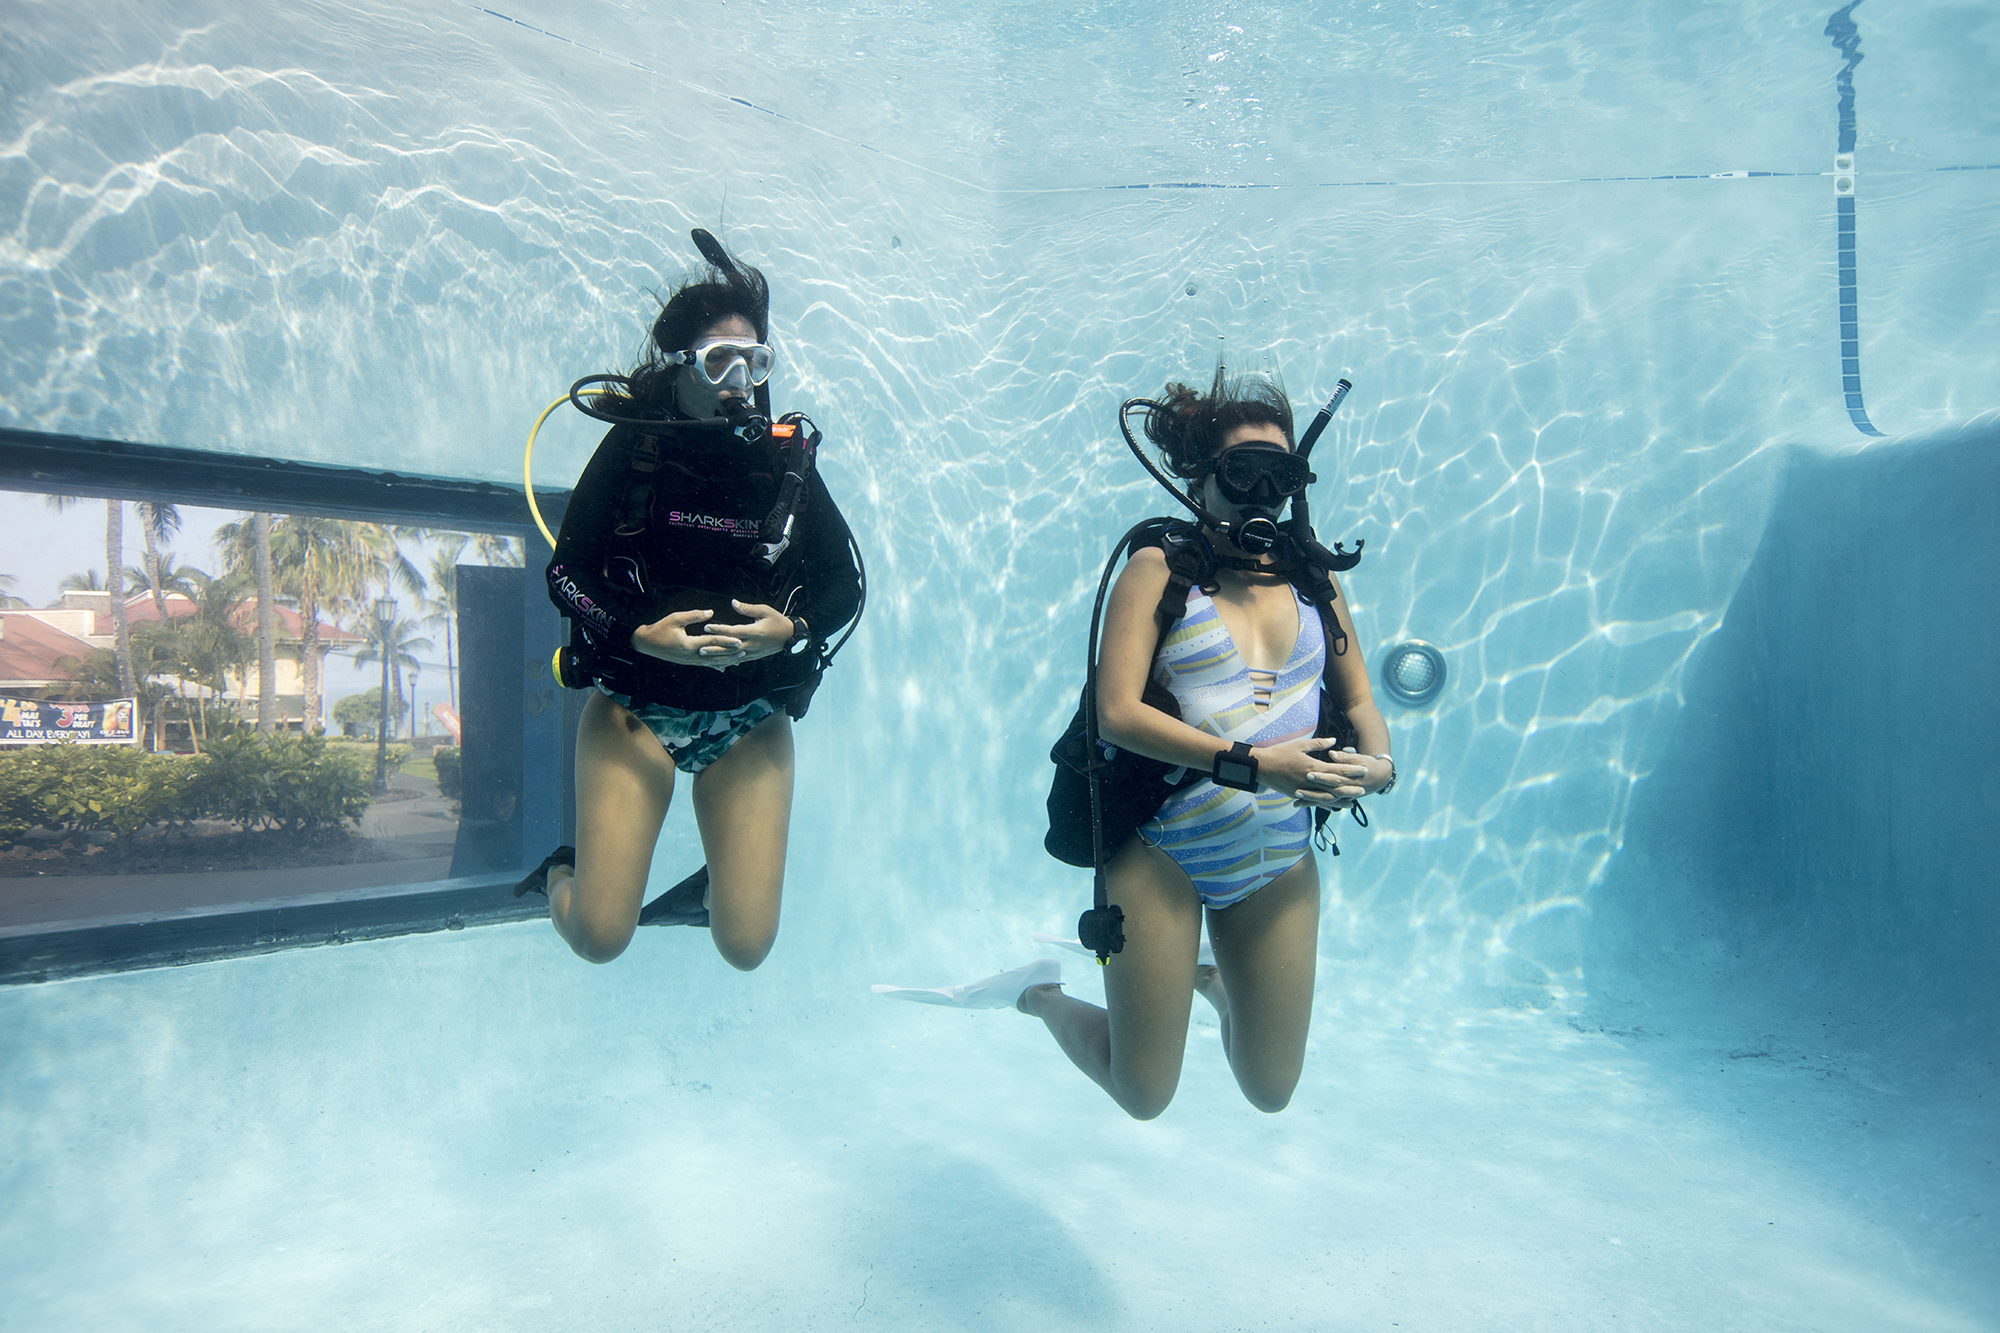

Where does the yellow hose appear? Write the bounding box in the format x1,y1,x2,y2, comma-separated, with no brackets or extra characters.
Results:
523,390,613,550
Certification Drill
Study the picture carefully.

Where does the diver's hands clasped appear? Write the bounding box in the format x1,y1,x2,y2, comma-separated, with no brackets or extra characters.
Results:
1251,737,1390,809
631,601,794,672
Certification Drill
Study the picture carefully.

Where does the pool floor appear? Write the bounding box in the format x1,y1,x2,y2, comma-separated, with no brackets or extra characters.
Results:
1,923,1991,1331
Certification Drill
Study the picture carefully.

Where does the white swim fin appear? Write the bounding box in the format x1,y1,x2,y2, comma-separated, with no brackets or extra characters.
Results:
872,958,1061,1010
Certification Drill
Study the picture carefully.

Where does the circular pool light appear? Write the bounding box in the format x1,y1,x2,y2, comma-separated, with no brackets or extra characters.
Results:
1381,640,1447,707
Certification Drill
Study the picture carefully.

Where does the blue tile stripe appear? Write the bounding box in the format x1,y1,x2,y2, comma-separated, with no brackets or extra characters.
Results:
1826,3,1885,437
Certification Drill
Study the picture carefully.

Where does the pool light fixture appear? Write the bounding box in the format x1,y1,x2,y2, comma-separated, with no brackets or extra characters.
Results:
1381,640,1446,707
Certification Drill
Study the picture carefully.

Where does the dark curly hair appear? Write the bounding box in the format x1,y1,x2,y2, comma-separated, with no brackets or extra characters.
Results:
610,233,770,417
1143,360,1296,481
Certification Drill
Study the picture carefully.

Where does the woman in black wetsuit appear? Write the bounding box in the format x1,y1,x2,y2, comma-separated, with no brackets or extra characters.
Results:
527,232,862,969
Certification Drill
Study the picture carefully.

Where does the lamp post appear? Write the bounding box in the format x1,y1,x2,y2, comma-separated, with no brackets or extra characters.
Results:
373,596,396,794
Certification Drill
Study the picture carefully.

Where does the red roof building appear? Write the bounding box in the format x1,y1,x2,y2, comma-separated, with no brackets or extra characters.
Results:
0,613,101,691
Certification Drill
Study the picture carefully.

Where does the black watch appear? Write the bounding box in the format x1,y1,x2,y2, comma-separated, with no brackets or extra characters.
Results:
785,614,811,654
1212,741,1258,792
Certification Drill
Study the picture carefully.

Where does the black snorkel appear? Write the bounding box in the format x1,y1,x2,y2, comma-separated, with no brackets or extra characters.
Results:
1282,380,1364,636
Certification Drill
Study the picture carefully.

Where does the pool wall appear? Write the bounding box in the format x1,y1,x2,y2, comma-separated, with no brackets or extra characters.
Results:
1589,410,2000,1048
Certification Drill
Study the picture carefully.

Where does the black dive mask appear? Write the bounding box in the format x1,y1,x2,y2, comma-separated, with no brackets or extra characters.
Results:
1210,444,1315,507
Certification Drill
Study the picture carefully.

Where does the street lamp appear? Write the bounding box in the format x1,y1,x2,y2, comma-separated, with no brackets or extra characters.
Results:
373,596,396,794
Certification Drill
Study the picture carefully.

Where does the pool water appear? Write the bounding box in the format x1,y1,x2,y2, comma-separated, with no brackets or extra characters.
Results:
2,1,1995,1328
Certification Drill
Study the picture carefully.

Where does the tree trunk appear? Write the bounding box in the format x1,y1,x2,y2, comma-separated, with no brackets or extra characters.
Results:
391,656,404,740
142,514,167,620
300,559,322,735
179,681,200,756
253,512,278,734
106,501,136,697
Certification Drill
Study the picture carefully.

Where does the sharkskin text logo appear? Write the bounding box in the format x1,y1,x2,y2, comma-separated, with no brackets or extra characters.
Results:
667,510,759,537
549,564,616,631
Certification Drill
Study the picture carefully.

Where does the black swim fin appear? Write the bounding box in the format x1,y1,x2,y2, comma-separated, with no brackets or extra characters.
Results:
513,846,576,898
638,865,711,928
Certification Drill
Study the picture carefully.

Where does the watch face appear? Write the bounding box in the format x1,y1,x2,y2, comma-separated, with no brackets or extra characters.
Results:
1216,758,1257,788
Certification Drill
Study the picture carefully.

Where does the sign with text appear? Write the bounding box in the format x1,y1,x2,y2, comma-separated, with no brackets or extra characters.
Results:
0,697,140,745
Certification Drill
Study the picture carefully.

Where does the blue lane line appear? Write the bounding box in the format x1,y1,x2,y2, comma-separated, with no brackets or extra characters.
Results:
1826,2,1885,437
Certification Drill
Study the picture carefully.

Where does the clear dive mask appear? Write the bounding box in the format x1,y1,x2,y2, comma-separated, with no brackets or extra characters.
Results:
1210,444,1315,508
673,339,775,390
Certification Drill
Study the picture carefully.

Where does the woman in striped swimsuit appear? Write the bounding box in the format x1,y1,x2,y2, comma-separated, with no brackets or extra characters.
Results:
878,368,1392,1118
1025,372,1395,1118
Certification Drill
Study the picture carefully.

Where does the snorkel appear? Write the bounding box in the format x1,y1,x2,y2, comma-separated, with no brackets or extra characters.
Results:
1282,379,1362,579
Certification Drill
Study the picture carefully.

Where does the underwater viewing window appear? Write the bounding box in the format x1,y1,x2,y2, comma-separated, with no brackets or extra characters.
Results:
0,426,578,983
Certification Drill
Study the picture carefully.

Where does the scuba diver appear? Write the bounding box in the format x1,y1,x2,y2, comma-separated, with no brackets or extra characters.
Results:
517,229,863,970
875,361,1393,1119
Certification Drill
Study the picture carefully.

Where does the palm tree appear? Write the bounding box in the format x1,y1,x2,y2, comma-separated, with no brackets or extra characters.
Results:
217,514,380,733
252,512,277,733
129,620,198,752
56,569,106,595
417,533,469,711
0,574,28,610
353,609,433,740
103,626,187,750
281,517,368,735
122,554,205,606
175,572,252,744
133,501,182,621
472,533,525,567
45,496,134,696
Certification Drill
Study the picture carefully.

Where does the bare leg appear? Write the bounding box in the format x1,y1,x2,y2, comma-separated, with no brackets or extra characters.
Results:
1018,835,1203,1120
690,711,794,971
1202,853,1321,1112
550,690,675,963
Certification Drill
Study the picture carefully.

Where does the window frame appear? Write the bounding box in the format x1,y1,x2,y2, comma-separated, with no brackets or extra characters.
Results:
0,425,579,984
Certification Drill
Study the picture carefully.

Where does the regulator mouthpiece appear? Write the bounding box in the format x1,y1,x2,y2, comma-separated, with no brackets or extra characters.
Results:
1232,515,1281,554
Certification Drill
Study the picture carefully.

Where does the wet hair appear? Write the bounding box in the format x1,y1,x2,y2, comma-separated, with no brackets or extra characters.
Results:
612,234,770,416
1143,360,1296,481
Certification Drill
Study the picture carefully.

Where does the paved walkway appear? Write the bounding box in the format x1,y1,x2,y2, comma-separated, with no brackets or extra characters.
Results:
0,771,463,931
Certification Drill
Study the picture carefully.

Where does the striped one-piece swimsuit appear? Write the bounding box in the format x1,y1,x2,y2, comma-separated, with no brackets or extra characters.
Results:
1139,585,1324,909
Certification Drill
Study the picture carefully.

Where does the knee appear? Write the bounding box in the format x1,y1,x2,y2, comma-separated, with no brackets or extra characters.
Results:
711,921,776,972
1236,1071,1301,1115
1112,1072,1180,1122
560,901,636,964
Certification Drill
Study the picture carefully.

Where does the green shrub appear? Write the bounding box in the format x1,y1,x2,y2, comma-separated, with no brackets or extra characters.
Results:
432,746,461,801
332,687,403,739
0,733,379,844
195,733,375,833
0,758,39,846
0,744,188,839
